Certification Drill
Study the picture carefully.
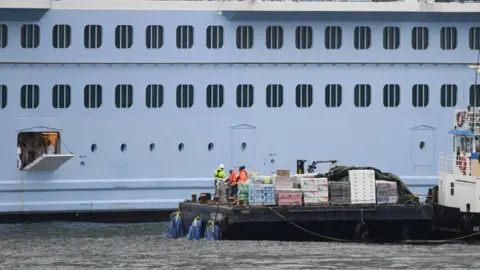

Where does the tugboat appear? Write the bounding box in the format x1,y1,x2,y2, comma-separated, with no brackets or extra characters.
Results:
433,107,480,237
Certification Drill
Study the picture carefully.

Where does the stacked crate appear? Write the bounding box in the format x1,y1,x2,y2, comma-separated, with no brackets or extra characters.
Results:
251,176,273,184
348,170,376,205
329,181,351,204
237,181,250,203
249,184,276,206
375,180,398,204
274,170,303,206
300,177,329,205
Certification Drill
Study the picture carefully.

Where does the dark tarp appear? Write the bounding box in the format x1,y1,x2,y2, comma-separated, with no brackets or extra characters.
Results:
314,165,412,197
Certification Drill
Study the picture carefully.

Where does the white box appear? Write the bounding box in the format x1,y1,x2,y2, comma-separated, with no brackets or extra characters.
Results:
300,178,318,191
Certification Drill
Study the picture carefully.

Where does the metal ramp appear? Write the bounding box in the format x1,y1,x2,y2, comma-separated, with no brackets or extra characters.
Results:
23,154,74,171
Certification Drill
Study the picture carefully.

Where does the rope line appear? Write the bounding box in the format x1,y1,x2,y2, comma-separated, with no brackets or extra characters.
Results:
268,206,480,243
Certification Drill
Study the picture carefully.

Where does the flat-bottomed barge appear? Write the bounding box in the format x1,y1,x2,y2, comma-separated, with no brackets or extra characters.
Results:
179,201,433,242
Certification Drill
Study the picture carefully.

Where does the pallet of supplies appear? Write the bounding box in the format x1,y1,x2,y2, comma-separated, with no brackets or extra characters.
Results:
349,170,376,205
293,173,317,187
300,177,329,206
249,184,276,206
329,181,351,204
250,176,273,184
277,189,303,206
375,180,398,204
303,191,329,205
237,181,250,204
274,176,295,190
299,178,318,191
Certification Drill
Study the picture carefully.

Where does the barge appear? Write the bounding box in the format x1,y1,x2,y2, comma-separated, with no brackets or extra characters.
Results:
179,201,433,242
176,164,436,242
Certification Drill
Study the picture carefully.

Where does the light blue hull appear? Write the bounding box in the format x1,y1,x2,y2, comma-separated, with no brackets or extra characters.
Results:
0,8,477,214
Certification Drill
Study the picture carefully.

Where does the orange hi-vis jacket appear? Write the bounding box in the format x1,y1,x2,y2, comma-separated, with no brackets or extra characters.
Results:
229,171,238,186
238,169,248,183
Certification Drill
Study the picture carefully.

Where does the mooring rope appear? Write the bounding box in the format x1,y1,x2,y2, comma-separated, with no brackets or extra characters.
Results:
268,207,480,244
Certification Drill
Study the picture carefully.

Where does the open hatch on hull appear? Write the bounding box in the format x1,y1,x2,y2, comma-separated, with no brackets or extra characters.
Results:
23,154,74,171
17,129,74,171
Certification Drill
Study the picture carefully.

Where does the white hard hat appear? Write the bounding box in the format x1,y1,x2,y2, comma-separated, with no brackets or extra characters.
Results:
219,164,224,169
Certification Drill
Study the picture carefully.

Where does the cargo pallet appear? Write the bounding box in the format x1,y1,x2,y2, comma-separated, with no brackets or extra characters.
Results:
179,200,434,242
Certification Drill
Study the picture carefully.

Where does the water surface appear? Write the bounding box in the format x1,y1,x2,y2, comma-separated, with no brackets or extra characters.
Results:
0,222,477,269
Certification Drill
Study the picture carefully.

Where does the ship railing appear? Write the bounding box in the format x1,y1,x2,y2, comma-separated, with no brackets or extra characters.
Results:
439,152,471,175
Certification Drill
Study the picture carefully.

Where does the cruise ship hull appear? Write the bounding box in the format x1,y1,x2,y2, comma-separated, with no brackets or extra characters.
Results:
0,1,479,218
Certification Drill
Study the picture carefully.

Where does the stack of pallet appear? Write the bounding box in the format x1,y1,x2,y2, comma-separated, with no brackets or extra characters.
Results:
250,176,273,184
300,177,329,205
249,184,276,206
237,181,250,203
274,170,303,206
349,170,376,205
375,180,398,204
329,181,351,204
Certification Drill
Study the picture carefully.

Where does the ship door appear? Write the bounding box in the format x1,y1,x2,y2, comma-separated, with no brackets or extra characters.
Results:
410,125,436,166
230,124,256,169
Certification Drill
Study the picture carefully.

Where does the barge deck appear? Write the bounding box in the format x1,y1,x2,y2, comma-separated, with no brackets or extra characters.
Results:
179,201,434,242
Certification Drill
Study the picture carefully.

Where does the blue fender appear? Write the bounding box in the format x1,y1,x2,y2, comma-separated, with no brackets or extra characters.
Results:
205,220,221,241
167,211,184,239
186,216,203,240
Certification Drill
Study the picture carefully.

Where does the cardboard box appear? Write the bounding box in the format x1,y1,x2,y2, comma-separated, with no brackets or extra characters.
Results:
276,169,291,177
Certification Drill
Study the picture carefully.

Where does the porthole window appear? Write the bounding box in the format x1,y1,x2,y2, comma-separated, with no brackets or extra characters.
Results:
121,143,127,152
419,141,425,150
208,142,214,151
91,144,97,152
241,142,247,151
149,143,155,152
178,143,184,152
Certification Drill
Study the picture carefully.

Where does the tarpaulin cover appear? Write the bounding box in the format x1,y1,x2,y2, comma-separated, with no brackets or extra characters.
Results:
314,165,412,197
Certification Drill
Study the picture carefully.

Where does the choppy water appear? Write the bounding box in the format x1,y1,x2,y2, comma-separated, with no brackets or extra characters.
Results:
0,222,478,269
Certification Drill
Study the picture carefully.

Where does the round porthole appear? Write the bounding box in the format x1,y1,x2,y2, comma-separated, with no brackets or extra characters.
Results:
241,142,247,151
91,144,97,153
178,143,184,152
149,143,155,152
419,141,425,150
121,143,127,152
208,143,214,151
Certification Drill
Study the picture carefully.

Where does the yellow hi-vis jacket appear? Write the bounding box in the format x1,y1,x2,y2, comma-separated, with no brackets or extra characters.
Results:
214,168,226,182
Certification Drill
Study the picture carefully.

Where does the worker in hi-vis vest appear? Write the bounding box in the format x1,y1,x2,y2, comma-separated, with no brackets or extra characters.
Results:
228,169,238,200
237,166,248,183
213,164,226,187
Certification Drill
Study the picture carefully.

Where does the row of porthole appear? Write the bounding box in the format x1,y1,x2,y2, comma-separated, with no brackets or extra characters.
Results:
90,142,248,153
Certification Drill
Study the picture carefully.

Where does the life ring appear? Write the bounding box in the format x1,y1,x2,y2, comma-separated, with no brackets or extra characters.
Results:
459,156,467,173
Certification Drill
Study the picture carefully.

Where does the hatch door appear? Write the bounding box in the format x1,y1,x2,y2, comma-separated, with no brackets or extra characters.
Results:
23,154,74,171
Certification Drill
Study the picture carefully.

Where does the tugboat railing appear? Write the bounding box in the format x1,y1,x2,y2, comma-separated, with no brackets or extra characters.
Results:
439,152,471,175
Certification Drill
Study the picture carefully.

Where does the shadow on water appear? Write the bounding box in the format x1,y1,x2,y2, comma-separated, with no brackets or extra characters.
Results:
0,222,479,269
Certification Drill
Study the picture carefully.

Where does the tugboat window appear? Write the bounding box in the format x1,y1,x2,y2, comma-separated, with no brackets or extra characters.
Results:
419,141,425,150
